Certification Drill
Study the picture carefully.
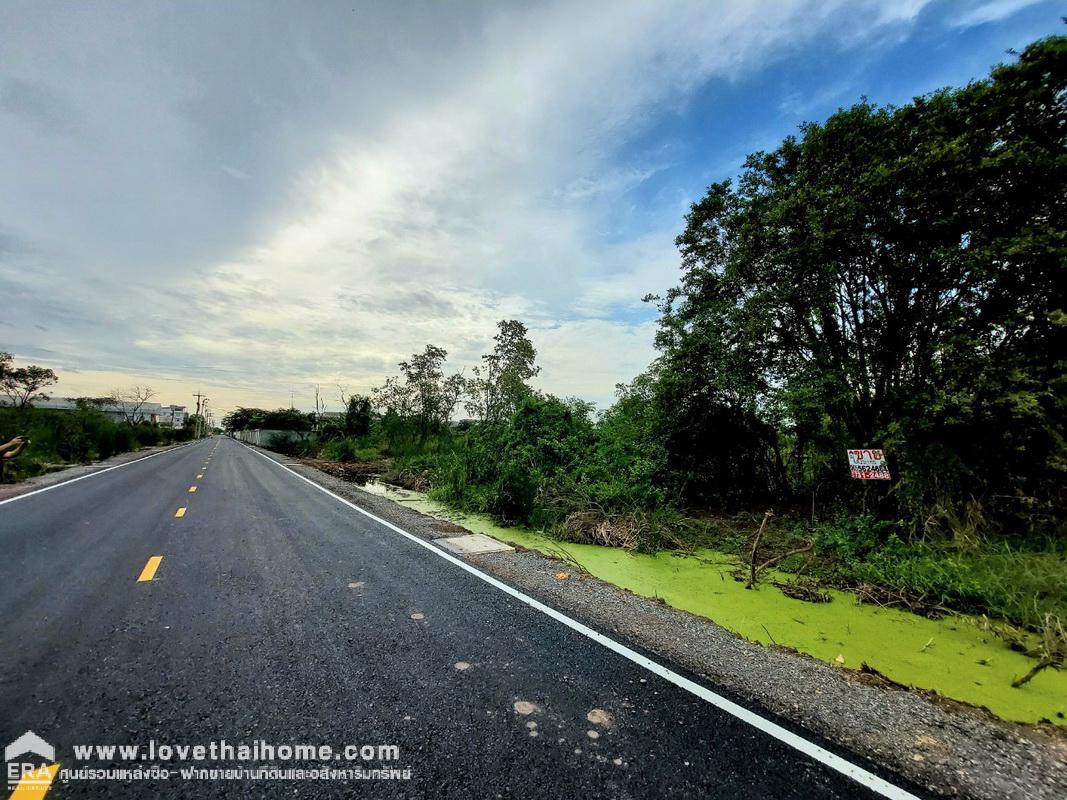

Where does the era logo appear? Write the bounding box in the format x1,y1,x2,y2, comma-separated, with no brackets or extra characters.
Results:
5,731,57,790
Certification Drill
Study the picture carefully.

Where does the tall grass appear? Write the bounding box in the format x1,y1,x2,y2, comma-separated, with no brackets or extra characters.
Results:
854,538,1067,630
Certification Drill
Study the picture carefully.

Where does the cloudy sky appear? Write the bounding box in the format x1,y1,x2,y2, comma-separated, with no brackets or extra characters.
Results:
0,1,1061,417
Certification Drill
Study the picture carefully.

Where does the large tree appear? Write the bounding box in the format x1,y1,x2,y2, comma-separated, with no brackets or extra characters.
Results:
113,385,156,425
375,344,464,436
1,352,59,408
342,394,373,438
655,36,1066,526
465,320,540,424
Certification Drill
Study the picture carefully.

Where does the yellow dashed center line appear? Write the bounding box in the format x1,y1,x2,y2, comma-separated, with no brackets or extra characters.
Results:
8,762,60,798
188,486,197,493
137,556,163,582
175,507,187,518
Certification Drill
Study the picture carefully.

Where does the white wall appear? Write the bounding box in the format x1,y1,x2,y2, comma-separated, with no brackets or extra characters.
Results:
236,429,306,447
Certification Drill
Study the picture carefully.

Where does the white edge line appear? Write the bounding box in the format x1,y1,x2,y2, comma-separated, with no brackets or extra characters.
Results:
245,443,919,800
0,440,203,507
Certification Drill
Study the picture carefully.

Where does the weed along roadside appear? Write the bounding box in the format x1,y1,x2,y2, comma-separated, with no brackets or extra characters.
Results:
356,479,1067,727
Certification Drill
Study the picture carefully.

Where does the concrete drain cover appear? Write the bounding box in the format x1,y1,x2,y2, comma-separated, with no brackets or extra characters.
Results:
437,534,514,555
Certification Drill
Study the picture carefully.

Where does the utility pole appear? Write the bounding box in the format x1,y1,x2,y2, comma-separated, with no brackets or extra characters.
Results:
192,392,208,439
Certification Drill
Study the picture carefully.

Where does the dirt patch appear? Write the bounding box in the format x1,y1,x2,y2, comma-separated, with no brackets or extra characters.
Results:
773,577,832,603
301,456,436,493
559,509,687,551
386,469,432,492
430,520,469,535
298,458,389,485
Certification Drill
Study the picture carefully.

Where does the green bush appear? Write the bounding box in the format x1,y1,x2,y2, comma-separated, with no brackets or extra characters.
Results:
319,437,359,462
813,514,899,564
393,396,600,525
318,437,383,463
266,433,303,454
133,424,163,447
0,406,189,482
99,424,137,458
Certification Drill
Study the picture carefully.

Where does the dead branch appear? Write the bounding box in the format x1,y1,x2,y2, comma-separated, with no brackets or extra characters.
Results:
755,544,814,576
1012,657,1056,688
746,510,775,589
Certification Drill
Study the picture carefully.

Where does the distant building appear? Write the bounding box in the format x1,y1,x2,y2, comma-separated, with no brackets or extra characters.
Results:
4,397,189,428
160,405,187,428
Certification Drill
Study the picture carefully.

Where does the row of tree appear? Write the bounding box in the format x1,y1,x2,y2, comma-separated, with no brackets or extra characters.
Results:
223,319,541,438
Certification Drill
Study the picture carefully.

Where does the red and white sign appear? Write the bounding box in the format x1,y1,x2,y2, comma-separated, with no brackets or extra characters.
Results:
847,449,891,480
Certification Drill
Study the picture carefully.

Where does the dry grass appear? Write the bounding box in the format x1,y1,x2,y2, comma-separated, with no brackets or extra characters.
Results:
559,508,689,552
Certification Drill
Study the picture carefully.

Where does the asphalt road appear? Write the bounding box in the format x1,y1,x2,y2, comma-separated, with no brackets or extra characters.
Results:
0,438,919,798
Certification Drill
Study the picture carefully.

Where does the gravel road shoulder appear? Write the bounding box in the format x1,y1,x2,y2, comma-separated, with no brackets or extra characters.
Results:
257,447,1067,800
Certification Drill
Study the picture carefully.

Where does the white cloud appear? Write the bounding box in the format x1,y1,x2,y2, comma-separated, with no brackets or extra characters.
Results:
950,0,1042,29
1,1,934,410
531,318,659,401
221,165,251,181
165,0,931,406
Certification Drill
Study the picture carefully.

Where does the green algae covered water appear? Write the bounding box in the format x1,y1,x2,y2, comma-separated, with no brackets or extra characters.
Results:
361,481,1066,726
